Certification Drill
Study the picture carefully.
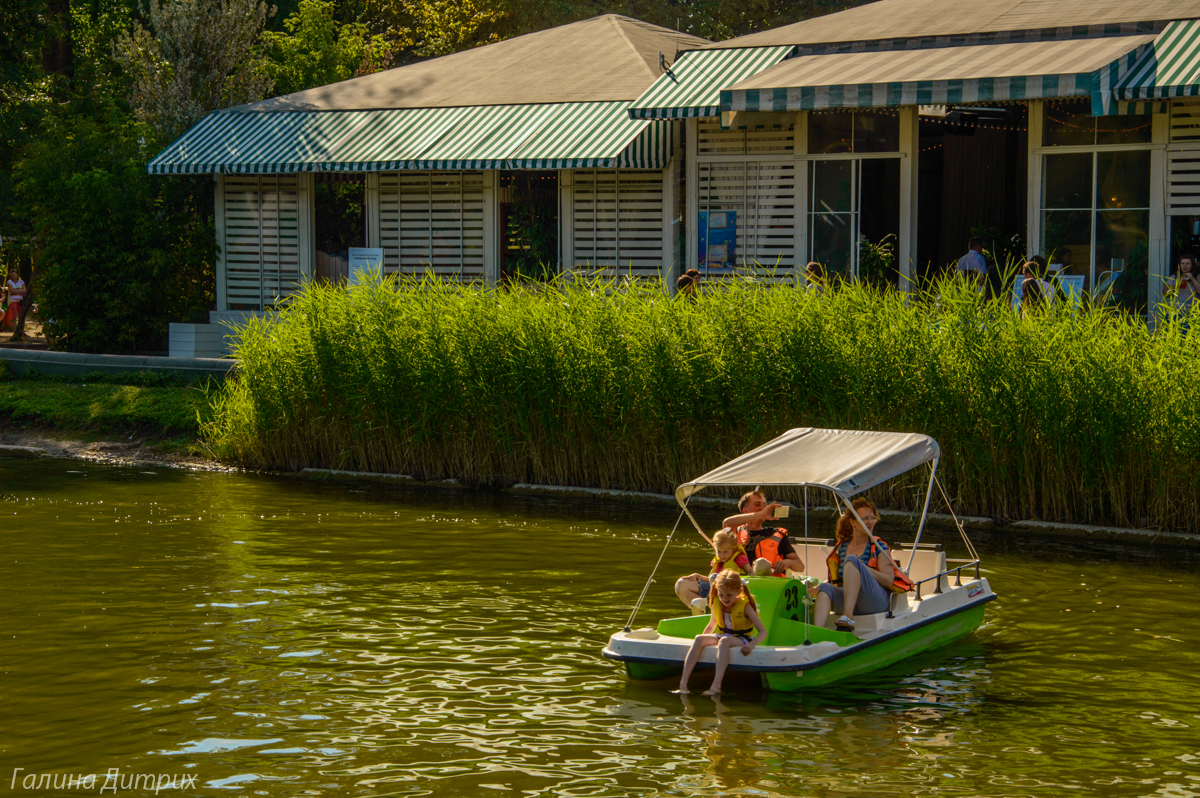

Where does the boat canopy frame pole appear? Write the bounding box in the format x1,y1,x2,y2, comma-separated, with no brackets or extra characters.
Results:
904,458,939,575
681,504,714,547
623,500,694,633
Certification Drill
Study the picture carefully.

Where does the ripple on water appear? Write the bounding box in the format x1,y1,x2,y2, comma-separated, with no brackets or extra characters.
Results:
2,461,1200,796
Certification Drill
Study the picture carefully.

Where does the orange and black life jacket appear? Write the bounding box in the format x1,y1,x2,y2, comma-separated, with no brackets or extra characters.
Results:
737,526,790,577
826,537,915,594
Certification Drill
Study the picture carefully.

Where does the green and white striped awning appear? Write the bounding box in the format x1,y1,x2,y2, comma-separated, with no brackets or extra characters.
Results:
1113,20,1200,102
720,35,1157,114
148,101,672,174
627,46,793,119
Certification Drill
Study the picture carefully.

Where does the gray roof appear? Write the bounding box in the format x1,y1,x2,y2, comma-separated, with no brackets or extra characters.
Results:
245,15,709,112
701,0,1200,49
675,428,940,503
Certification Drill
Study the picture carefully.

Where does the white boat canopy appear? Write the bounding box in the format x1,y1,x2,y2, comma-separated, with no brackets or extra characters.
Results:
675,427,940,505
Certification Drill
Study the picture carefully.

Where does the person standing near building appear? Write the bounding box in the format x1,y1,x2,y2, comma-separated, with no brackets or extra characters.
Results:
1167,253,1200,311
1020,261,1054,313
956,237,988,290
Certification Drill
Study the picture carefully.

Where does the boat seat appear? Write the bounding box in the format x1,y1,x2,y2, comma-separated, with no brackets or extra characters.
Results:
817,592,908,633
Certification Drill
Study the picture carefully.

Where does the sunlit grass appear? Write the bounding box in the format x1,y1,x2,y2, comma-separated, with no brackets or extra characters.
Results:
203,274,1200,532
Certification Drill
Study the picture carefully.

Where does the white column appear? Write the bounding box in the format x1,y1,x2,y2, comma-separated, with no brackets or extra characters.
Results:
214,174,227,312
898,106,919,290
794,111,809,286
662,140,681,291
1027,101,1045,257
298,172,314,282
685,119,700,272
482,170,499,286
559,170,574,274
1149,111,1170,320
365,173,380,249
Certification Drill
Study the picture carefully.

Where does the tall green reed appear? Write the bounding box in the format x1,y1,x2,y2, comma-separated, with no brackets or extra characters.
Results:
204,274,1200,531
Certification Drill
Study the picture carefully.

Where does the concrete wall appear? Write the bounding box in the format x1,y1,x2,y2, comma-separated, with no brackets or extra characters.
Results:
0,349,234,381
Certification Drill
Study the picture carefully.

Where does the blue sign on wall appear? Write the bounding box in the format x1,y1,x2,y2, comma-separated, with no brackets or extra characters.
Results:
698,211,737,273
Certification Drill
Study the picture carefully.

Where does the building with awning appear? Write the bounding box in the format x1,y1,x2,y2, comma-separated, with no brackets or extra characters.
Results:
625,0,1200,313
154,0,1200,357
151,15,706,352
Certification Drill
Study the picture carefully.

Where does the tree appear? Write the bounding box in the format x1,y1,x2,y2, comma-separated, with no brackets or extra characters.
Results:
114,0,273,142
263,0,396,95
16,107,215,353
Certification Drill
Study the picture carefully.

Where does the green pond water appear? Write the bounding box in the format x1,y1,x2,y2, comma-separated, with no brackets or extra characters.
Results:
3,458,1200,797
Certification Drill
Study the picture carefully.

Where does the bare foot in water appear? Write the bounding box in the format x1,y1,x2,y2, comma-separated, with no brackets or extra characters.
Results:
673,687,690,695
702,687,722,696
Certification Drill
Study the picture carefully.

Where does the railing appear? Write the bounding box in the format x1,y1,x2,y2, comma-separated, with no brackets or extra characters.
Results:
910,560,982,602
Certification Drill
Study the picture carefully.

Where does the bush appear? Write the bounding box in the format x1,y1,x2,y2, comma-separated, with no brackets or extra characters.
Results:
204,275,1200,532
16,106,215,353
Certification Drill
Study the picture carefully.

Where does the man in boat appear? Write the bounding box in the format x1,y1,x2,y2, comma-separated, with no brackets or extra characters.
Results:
722,490,804,576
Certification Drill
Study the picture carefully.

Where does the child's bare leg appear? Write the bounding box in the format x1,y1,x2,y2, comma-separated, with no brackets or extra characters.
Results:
704,637,739,695
677,635,718,694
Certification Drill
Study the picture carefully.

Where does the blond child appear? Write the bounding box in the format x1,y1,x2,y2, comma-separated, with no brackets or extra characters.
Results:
676,571,766,696
674,528,750,613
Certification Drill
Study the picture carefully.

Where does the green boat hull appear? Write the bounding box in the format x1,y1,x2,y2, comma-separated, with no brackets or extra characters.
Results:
761,603,987,690
612,576,993,691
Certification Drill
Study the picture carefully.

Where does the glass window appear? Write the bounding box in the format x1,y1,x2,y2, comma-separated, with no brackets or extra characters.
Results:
1095,209,1149,303
1043,153,1092,209
1042,209,1092,283
855,111,900,153
1096,114,1153,146
811,159,853,213
1096,150,1151,209
808,158,900,284
807,111,900,154
1043,101,1095,146
809,160,855,277
1043,100,1152,146
1040,150,1150,303
808,112,852,154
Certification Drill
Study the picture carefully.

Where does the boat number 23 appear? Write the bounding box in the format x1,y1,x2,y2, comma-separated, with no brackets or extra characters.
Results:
784,584,800,611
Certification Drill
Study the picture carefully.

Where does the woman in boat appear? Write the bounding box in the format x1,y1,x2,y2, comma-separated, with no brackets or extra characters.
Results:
722,490,804,576
813,498,912,632
676,570,765,696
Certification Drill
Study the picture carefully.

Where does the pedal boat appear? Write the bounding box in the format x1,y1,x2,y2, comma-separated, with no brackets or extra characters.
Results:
602,427,996,691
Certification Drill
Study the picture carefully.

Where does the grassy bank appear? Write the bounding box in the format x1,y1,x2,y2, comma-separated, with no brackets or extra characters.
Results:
0,369,210,441
203,277,1200,532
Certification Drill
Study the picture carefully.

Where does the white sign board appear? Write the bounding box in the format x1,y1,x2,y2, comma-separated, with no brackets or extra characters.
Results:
347,247,384,286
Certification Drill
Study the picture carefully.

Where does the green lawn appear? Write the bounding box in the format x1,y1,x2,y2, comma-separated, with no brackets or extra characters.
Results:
0,377,211,439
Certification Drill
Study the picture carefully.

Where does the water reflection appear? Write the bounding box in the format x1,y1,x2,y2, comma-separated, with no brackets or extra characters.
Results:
2,459,1199,797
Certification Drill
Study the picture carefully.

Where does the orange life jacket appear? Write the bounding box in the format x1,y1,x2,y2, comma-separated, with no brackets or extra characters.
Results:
737,526,791,578
826,537,915,594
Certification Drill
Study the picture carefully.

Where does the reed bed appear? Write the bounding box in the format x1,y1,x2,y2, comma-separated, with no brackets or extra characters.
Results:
204,275,1200,532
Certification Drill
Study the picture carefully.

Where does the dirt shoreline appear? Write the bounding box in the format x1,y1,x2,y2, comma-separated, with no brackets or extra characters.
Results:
0,430,232,471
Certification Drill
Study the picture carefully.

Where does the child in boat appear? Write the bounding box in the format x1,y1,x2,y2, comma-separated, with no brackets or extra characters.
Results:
677,570,766,696
674,528,751,613
710,528,751,576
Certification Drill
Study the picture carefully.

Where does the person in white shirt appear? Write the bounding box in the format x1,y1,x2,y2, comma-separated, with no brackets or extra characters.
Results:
956,237,988,290
4,268,25,330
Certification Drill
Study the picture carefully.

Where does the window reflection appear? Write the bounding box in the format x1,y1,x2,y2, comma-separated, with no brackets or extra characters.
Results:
1040,150,1150,305
808,113,852,154
808,111,899,154
1043,100,1151,146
